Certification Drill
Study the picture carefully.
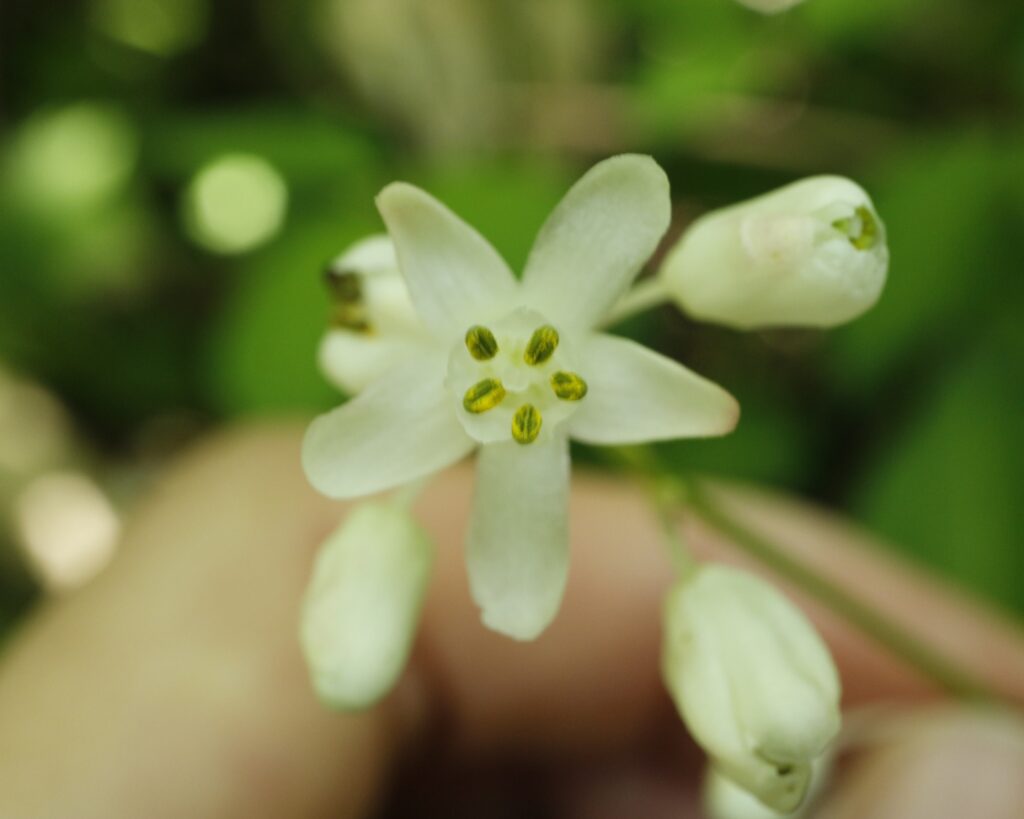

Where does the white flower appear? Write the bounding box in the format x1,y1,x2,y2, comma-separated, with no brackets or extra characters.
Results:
659,176,888,329
662,564,840,813
734,0,805,14
318,234,429,394
301,502,433,709
303,155,739,640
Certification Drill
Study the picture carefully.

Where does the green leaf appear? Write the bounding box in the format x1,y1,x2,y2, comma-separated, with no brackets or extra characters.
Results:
852,322,1024,615
204,208,375,415
828,133,1002,394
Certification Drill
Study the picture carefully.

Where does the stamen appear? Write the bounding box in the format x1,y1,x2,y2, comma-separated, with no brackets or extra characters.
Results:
511,404,542,444
550,371,588,401
324,270,370,331
832,205,878,251
524,325,559,365
465,325,499,361
324,269,362,302
463,378,506,414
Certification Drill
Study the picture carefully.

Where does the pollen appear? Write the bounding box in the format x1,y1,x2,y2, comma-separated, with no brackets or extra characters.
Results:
833,205,878,251
465,325,499,360
550,371,588,401
524,325,559,365
463,378,506,414
511,404,542,444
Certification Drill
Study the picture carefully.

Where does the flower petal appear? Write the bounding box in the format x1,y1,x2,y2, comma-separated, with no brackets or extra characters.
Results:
303,354,475,498
522,154,671,330
328,232,397,274
467,434,570,641
568,334,739,445
376,182,517,338
318,329,426,395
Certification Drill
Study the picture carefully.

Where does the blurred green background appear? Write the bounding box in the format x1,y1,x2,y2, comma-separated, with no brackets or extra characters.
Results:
1,0,1022,637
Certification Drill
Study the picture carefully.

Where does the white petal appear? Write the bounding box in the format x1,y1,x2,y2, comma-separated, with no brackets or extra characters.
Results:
467,434,570,641
376,182,517,338
301,503,432,709
318,329,425,395
328,233,398,274
522,154,671,330
568,334,739,445
704,766,791,819
303,354,475,499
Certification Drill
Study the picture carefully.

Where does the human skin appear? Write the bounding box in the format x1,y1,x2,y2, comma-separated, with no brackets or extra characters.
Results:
0,423,1022,818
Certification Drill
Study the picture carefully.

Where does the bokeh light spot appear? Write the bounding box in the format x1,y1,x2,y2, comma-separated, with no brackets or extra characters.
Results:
5,103,137,213
90,0,208,57
15,472,120,592
184,154,288,255
0,368,72,475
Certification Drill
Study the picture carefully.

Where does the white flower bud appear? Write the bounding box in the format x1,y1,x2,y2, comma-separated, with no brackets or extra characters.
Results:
319,234,426,394
705,754,830,819
662,565,840,813
734,0,805,14
300,502,433,709
660,176,888,329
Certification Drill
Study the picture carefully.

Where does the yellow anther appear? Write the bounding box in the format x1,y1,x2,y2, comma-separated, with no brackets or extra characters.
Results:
833,205,878,251
550,371,588,401
511,404,542,444
463,378,506,414
465,325,499,361
524,325,559,365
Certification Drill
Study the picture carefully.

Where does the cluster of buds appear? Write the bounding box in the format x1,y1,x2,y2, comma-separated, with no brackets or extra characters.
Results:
300,157,887,813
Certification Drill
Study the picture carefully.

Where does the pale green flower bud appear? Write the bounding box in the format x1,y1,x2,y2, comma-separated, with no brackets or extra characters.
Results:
662,565,840,813
705,754,831,819
660,176,888,329
734,0,805,13
300,502,433,709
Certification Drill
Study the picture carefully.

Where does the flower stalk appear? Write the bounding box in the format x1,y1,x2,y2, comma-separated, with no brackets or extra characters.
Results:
680,477,994,703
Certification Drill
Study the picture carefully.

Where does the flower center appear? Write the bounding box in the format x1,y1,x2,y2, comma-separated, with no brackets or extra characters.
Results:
446,307,588,445
831,205,878,250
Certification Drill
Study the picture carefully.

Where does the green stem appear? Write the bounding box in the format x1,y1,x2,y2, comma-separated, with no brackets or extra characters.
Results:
602,276,671,327
603,446,697,578
652,482,700,579
391,477,428,511
682,478,992,702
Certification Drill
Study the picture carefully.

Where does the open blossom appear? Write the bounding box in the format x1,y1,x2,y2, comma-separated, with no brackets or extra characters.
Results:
303,154,739,640
659,176,888,329
663,565,841,812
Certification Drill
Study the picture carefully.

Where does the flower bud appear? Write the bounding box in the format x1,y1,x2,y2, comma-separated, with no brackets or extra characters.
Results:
662,564,840,813
660,176,888,329
734,0,805,14
704,754,830,819
300,502,433,709
319,234,426,394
